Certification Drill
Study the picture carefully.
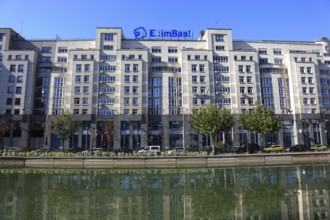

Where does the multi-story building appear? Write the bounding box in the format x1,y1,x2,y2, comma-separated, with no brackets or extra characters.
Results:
0,27,329,150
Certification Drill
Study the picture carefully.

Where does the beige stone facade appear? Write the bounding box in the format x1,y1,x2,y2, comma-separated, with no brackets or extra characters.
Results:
0,27,329,150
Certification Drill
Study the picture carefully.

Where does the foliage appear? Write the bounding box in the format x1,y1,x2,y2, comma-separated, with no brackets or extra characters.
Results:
239,104,283,145
50,112,82,150
243,184,288,217
0,119,10,151
190,104,234,151
192,186,238,218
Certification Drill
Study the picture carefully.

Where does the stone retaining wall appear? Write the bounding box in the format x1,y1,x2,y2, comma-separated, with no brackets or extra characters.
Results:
1,153,330,169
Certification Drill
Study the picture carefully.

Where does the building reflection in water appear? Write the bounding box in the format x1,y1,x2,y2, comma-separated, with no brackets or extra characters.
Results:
0,164,329,219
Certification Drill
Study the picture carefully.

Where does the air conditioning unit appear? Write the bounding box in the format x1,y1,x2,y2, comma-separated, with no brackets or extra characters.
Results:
100,70,105,74
99,92,104,94
100,80,104,83
100,60,105,63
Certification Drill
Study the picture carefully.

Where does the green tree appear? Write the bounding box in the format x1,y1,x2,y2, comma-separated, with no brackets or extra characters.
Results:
50,112,82,151
0,119,10,152
239,104,283,147
190,104,234,153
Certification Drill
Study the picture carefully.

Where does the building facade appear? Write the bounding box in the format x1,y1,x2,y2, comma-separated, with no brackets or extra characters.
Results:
0,27,330,150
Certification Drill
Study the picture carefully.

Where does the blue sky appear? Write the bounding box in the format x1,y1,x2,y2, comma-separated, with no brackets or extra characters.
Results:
0,0,329,41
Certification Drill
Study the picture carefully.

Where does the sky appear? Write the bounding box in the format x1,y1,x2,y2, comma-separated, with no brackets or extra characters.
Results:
0,0,329,41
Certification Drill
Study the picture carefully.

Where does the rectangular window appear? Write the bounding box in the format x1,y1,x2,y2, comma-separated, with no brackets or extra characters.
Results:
76,76,81,83
16,87,22,94
82,109,88,115
58,47,68,53
18,65,24,72
246,65,251,73
15,98,20,105
6,98,12,105
74,98,80,105
152,57,161,62
133,97,138,105
214,34,224,42
41,47,52,53
17,76,23,83
307,67,312,73
200,76,206,83
168,57,178,62
133,75,138,82
191,64,197,72
84,76,89,83
10,65,16,72
83,98,88,105
238,65,244,73
74,109,79,115
168,47,177,53
104,33,114,41
124,86,130,93
259,58,268,64
57,57,67,62
193,98,198,105
300,67,305,73
199,64,205,72
133,64,139,72
8,76,15,83
192,76,198,83
124,98,130,105
103,45,113,50
0,33,3,41
133,86,138,94
152,47,161,53
239,76,244,83
215,46,225,51
247,76,252,83
308,77,313,84
75,86,80,94
83,86,89,94
258,48,267,54
76,64,82,72
273,49,282,55
84,64,90,72
125,75,130,83
125,64,130,72
274,58,282,64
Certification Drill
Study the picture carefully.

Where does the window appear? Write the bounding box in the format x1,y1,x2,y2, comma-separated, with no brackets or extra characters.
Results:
133,64,139,72
247,76,252,83
133,97,138,105
300,67,305,73
83,98,88,105
5,109,11,115
303,98,308,105
199,64,205,72
76,76,81,83
133,86,139,94
168,47,177,53
41,47,52,53
201,98,207,105
246,65,251,73
124,86,130,93
152,57,161,62
195,55,200,60
82,109,88,115
192,76,198,83
84,76,89,83
133,75,138,82
258,49,267,54
16,87,22,94
8,76,15,83
193,98,198,105
15,55,22,60
241,98,246,104
168,57,178,62
103,45,113,50
124,98,130,105
0,33,3,41
308,77,313,84
239,76,244,83
74,109,79,115
0,65,2,72
54,77,65,86
125,75,130,83
301,77,306,84
18,65,24,72
273,49,282,55
75,86,80,94
57,57,67,62
83,86,89,94
124,109,129,115
14,109,20,115
6,98,12,105
248,98,253,104
15,98,20,105
215,46,225,51
192,87,198,93
274,58,282,64
240,87,245,93
200,76,206,83
309,87,314,94
302,87,307,94
151,47,161,53
191,64,197,72
238,65,244,73
125,64,130,72
104,33,114,41
16,76,23,84
307,67,312,73
76,64,82,72
259,58,268,64
74,98,80,105
58,47,68,53
84,64,90,72
10,65,15,72
215,34,224,42
310,98,316,105
248,87,253,94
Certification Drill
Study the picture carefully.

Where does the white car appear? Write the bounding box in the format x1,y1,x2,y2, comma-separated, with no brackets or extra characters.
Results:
167,147,185,154
138,146,160,153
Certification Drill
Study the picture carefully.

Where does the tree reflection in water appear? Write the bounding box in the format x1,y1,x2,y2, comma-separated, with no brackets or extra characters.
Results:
0,164,328,219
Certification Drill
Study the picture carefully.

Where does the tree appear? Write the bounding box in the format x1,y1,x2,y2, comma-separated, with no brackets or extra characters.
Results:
190,104,234,153
50,112,82,151
0,119,10,152
239,104,283,147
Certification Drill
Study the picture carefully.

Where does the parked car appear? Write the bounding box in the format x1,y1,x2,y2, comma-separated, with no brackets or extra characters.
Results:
167,147,185,154
6,147,21,152
285,144,310,152
138,146,160,153
262,145,284,153
234,144,261,154
20,146,33,152
32,147,50,153
311,144,327,151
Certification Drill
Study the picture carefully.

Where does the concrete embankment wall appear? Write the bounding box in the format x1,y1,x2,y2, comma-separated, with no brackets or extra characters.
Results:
1,153,330,169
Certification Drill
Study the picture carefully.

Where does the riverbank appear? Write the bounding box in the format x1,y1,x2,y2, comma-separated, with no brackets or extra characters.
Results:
1,152,330,169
